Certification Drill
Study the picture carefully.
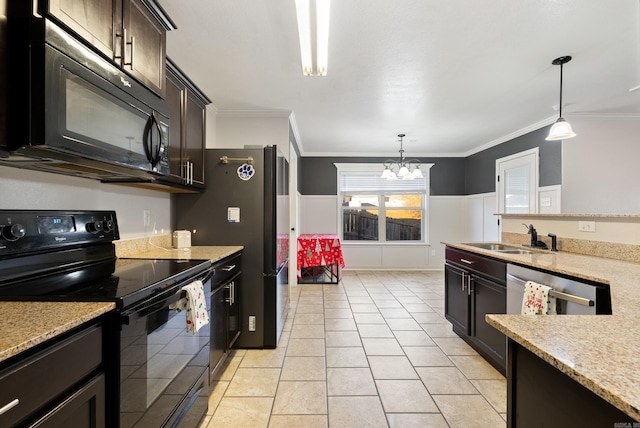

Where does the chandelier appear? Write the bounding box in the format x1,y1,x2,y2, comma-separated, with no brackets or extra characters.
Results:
381,134,423,180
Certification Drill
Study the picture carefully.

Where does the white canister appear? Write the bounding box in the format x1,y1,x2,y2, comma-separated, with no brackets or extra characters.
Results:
172,230,191,248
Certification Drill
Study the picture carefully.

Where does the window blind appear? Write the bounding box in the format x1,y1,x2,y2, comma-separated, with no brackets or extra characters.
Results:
339,171,427,194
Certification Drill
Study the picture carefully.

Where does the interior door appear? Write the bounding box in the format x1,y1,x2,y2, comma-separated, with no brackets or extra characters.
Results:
496,148,539,215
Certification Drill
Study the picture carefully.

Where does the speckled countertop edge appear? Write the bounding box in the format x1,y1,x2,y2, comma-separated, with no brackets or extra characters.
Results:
444,241,640,420
0,301,115,364
487,314,640,421
123,245,243,263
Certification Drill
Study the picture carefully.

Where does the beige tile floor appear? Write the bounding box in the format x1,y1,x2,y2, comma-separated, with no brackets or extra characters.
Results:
199,270,506,428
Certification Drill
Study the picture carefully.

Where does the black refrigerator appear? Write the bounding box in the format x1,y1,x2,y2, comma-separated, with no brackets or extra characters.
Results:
175,146,289,349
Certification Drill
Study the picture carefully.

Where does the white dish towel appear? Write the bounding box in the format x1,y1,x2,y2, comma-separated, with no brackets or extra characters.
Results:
521,281,557,315
170,280,209,334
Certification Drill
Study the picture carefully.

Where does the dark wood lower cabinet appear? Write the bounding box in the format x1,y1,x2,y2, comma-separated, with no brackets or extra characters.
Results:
0,321,108,427
210,252,242,379
445,247,507,374
31,374,105,428
508,340,633,427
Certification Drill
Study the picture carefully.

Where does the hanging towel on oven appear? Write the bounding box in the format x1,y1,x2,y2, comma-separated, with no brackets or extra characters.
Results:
170,280,209,334
521,281,557,315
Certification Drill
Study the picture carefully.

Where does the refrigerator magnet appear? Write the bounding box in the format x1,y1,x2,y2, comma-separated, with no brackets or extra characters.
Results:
237,163,255,180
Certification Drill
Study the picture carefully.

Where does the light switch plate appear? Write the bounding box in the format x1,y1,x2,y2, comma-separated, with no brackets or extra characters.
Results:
578,221,596,232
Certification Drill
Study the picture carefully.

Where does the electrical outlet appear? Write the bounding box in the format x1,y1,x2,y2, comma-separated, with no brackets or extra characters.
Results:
248,315,256,331
578,221,596,232
143,210,151,227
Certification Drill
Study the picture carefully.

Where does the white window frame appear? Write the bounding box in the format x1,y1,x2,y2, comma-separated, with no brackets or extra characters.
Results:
334,163,433,244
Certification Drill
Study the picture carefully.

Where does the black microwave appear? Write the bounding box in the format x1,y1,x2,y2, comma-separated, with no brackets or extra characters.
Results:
1,19,170,181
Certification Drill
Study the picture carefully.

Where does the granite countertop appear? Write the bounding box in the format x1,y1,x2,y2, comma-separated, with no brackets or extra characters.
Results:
0,301,115,364
0,246,241,367
124,245,243,263
444,242,640,420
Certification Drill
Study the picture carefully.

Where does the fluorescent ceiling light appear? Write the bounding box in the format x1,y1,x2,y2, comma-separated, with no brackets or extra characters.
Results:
294,0,330,76
315,0,330,76
295,0,313,75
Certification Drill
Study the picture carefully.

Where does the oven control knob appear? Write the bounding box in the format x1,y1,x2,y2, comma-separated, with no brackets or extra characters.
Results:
1,224,26,241
103,219,114,233
86,221,104,234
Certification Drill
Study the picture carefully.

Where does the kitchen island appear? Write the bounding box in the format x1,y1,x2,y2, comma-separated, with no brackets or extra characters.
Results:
0,301,115,426
444,242,640,423
0,301,114,363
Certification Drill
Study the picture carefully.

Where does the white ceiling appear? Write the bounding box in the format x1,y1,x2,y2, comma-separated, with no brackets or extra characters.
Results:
157,0,640,157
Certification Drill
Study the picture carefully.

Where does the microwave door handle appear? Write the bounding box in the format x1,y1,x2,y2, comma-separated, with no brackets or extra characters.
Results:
143,114,154,164
151,114,162,166
143,113,162,167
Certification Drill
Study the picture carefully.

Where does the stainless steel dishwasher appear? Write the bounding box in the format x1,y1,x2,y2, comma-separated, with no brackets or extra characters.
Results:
506,264,612,315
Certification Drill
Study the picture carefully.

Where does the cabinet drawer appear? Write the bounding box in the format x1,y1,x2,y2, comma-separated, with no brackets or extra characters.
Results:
0,325,102,427
212,253,242,287
445,247,506,284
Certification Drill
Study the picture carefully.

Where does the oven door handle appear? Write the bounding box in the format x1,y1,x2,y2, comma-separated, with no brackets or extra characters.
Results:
121,288,185,325
120,267,214,325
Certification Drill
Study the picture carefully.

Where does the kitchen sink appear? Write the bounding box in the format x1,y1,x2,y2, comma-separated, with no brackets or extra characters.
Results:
494,249,534,254
462,243,535,254
462,243,517,251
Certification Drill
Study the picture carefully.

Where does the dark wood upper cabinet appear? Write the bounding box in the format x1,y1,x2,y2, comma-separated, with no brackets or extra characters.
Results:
166,59,211,188
48,0,117,59
46,0,175,97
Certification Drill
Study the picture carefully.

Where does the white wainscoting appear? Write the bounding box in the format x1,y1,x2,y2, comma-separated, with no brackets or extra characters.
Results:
538,185,562,214
298,193,504,270
463,192,499,242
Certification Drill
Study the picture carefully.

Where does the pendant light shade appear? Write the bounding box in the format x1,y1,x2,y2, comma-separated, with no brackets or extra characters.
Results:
546,117,576,141
546,56,576,141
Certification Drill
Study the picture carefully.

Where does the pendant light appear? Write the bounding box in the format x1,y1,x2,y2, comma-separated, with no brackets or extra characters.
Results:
546,56,576,141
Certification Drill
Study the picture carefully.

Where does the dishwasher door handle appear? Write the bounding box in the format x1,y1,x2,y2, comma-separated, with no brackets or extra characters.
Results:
506,274,594,307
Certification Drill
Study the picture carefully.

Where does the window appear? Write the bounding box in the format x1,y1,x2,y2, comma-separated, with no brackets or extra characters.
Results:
335,163,433,243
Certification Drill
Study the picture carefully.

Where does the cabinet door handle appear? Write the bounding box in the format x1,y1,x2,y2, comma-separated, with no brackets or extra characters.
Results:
222,265,236,272
225,281,235,305
461,272,467,292
468,277,474,296
0,398,19,416
123,28,135,70
460,258,474,265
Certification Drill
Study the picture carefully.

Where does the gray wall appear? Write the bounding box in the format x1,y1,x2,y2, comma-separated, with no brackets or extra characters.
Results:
299,156,466,196
465,127,562,194
299,126,561,196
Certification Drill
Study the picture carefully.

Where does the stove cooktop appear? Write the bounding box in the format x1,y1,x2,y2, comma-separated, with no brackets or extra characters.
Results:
0,258,212,309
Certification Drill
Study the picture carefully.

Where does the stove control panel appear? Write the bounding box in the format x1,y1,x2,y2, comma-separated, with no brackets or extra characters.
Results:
0,210,119,254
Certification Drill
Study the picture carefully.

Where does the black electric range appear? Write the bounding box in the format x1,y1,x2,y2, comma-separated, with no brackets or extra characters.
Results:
0,210,213,428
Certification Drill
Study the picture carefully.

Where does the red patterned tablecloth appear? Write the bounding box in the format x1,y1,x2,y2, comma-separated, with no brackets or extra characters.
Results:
297,234,345,277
